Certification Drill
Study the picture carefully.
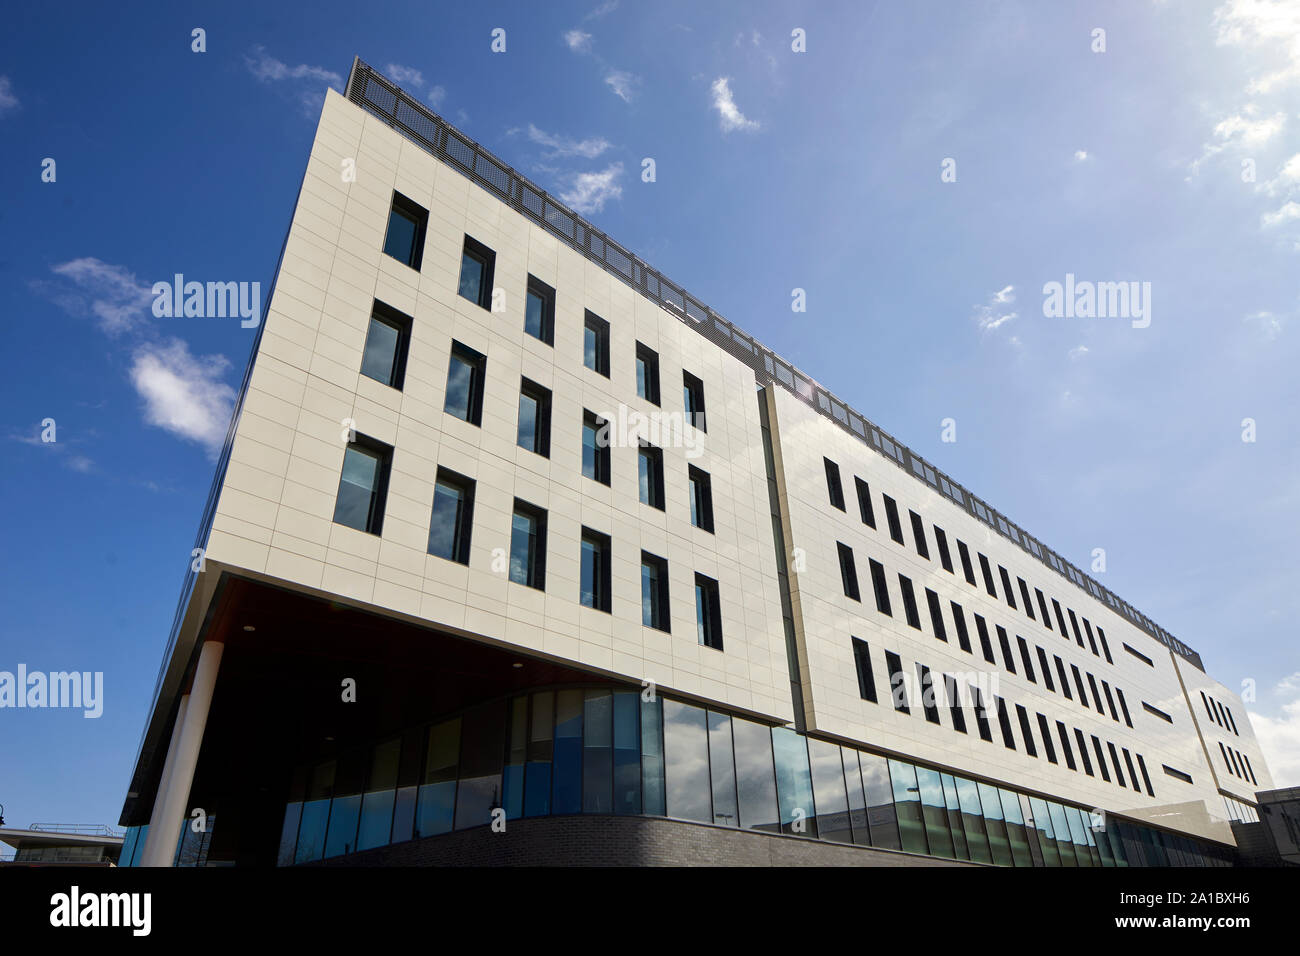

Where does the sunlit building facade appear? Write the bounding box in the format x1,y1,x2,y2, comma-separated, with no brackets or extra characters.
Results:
118,60,1272,867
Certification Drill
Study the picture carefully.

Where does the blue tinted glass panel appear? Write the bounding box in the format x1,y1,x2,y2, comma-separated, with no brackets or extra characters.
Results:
773,727,817,838
663,699,711,823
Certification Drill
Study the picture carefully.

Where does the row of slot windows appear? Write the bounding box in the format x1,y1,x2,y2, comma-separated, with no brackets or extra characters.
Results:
850,638,1172,796
378,193,708,425
1199,690,1240,736
836,545,1135,729
824,458,1142,672
1218,741,1258,785
334,445,721,648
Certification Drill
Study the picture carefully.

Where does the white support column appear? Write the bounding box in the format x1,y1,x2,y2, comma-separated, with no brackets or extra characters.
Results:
139,639,224,867
143,693,189,849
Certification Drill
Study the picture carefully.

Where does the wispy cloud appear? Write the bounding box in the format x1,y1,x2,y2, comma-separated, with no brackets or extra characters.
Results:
0,76,19,116
584,0,619,21
46,257,153,335
1252,689,1300,787
710,77,760,133
558,163,624,214
385,63,446,110
518,123,612,159
244,46,343,116
1074,149,1089,162
129,339,236,458
1068,345,1090,360
1215,0,1300,96
1244,309,1286,339
604,70,636,103
7,427,95,474
564,30,593,52
974,285,1018,333
1261,200,1300,226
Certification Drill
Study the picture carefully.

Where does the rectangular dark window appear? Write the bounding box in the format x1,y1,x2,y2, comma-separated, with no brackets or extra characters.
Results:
581,411,611,485
694,573,723,650
1101,680,1119,722
1223,705,1239,736
640,552,670,632
1142,701,1173,723
332,435,392,535
824,458,846,511
427,467,474,564
1035,588,1052,630
682,371,706,431
909,512,930,559
957,540,976,586
1036,646,1055,691
944,674,967,733
580,528,612,612
517,377,552,457
869,559,891,615
1241,753,1256,785
1082,618,1099,656
1219,742,1236,776
509,500,546,590
854,477,875,528
1214,699,1231,729
637,443,665,510
1122,749,1140,793
1136,755,1155,796
996,625,1016,674
1087,673,1105,714
852,638,876,703
688,466,714,533
883,495,904,545
457,235,496,309
1067,608,1084,648
995,697,1016,750
1092,736,1111,782
925,589,947,642
978,554,997,597
933,525,953,572
1055,721,1076,770
1016,705,1038,757
382,191,427,269
899,575,921,630
998,566,1017,609
444,340,486,426
1074,728,1094,775
524,275,555,345
950,602,972,653
1036,713,1056,763
1052,599,1069,638
1097,627,1113,664
1071,664,1089,706
360,300,413,389
1200,691,1219,725
1162,765,1193,785
974,614,996,664
1107,742,1126,787
970,687,993,742
1017,636,1037,683
1055,657,1072,699
838,543,861,602
918,665,940,724
1017,578,1035,619
583,311,610,376
635,343,660,405
885,651,909,713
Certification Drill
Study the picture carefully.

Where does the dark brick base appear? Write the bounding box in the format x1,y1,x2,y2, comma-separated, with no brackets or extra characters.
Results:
305,815,975,866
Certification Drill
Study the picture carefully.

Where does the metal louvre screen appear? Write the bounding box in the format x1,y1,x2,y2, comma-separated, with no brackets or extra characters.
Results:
342,58,1202,671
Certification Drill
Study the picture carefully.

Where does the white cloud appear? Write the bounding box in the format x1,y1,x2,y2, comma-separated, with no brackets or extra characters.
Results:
604,70,635,102
584,0,618,20
0,76,18,115
48,257,153,335
564,30,593,52
1213,108,1287,147
244,46,343,115
710,77,760,133
1261,200,1300,226
1245,309,1286,339
8,428,95,474
559,163,624,214
129,339,236,458
1068,345,1090,359
385,63,425,91
1251,696,1300,787
1215,0,1300,94
522,123,612,159
1074,149,1089,162
974,285,1018,332
1260,152,1300,195
428,85,447,109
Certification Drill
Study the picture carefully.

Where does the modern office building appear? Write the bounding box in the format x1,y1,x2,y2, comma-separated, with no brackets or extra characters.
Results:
118,59,1274,867
0,824,124,866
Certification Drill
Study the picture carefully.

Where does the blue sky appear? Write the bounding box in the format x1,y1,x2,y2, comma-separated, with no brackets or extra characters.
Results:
1,0,1298,829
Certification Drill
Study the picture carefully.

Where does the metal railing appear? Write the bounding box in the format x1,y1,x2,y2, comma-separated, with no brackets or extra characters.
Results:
28,823,124,837
344,59,1203,671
